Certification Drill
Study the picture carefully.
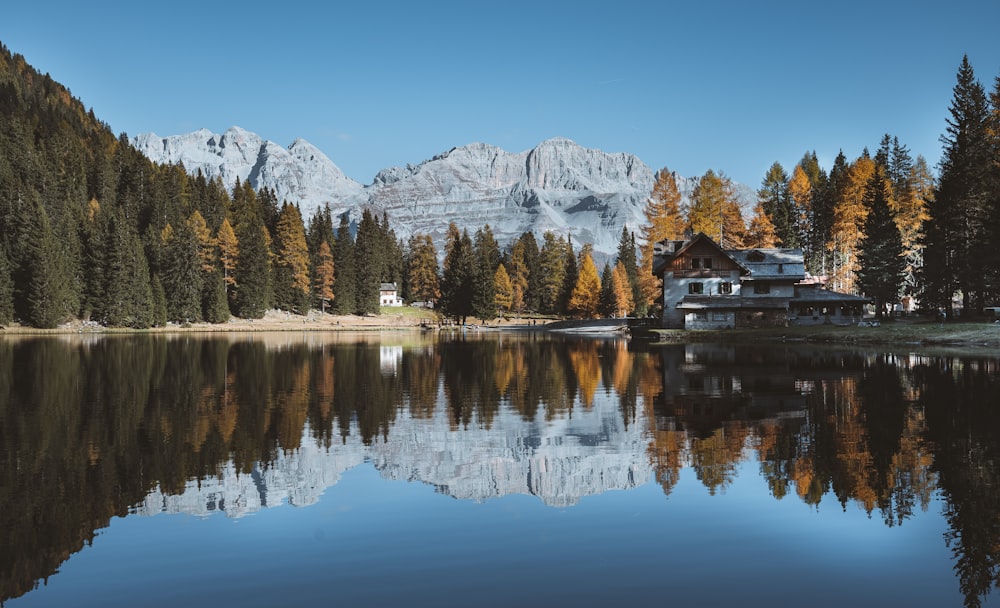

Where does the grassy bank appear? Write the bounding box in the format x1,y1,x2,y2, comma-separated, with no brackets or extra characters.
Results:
651,318,1000,350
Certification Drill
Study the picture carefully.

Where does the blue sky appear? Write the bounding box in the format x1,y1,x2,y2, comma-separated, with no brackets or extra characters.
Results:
4,1,1000,189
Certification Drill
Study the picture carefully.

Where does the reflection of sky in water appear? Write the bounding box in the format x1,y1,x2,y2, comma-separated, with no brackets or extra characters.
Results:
21,460,964,608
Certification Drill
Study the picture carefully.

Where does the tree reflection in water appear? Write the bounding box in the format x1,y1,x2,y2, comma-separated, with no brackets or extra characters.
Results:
1,335,998,607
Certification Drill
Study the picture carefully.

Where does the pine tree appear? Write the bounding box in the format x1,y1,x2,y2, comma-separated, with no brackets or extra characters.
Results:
831,153,875,293
202,269,231,323
517,231,542,312
494,264,514,315
216,217,239,302
150,273,167,327
313,240,335,313
612,261,635,318
231,184,272,318
24,200,72,328
101,210,153,328
538,231,567,315
332,216,356,315
568,250,601,318
559,236,578,316
758,163,796,247
925,56,991,314
472,225,500,321
0,245,13,325
353,209,382,314
745,201,779,248
440,223,475,323
689,170,744,248
161,219,203,322
858,166,905,318
639,168,686,314
406,233,440,304
598,263,616,317
273,202,311,313
507,236,531,316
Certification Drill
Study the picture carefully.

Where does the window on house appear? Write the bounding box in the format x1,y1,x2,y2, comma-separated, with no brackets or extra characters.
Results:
693,312,708,321
711,311,727,321
719,282,732,294
691,258,701,269
778,263,784,273
689,282,704,294
754,282,770,294
703,257,713,269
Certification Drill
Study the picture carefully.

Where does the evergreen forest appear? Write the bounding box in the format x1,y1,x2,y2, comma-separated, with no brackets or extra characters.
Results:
2,43,1000,328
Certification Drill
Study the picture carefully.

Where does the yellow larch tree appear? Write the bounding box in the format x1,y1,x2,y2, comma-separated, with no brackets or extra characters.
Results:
216,217,239,288
313,240,335,313
568,250,601,318
494,263,514,314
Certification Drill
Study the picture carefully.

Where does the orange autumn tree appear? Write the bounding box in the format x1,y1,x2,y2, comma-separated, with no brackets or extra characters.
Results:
639,168,687,313
568,250,601,318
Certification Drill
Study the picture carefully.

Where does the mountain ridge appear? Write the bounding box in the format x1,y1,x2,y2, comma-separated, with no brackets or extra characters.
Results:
134,127,752,260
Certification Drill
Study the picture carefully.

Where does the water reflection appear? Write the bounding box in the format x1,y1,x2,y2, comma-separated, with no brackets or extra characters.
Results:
1,334,999,606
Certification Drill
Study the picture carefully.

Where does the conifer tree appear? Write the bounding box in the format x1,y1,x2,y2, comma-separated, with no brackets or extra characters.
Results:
23,199,72,328
925,56,992,314
440,223,475,323
203,269,231,323
353,209,382,314
745,201,779,248
161,219,203,322
538,231,567,315
612,261,635,318
689,170,744,248
758,163,796,247
858,166,905,318
568,250,601,319
332,216,356,315
273,202,311,313
216,217,239,302
559,236,578,316
313,240,335,313
507,236,532,315
231,183,272,318
598,263,616,318
150,273,167,327
472,225,500,321
406,233,440,305
494,263,514,315
831,153,875,293
307,204,336,305
0,246,13,325
101,210,154,328
639,168,686,314
517,231,542,312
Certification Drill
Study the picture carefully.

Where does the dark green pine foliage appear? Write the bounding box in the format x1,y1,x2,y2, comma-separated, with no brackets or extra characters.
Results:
232,181,273,318
0,245,13,324
79,206,106,321
23,199,72,328
819,151,850,276
161,220,203,323
354,209,383,314
798,151,830,274
518,231,542,312
616,226,640,315
202,269,230,324
858,167,905,319
379,212,405,288
559,236,578,316
924,56,992,315
440,224,475,324
100,210,154,328
332,216,356,314
307,203,336,304
258,186,281,235
472,225,500,321
758,162,797,248
598,262,616,318
150,273,168,327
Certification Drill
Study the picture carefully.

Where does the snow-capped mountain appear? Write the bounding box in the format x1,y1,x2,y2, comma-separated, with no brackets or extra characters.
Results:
134,127,751,260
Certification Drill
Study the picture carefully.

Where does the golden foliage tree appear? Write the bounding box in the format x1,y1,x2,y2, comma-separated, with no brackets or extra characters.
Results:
313,240,335,312
745,201,779,248
830,155,875,293
187,210,217,273
612,261,634,318
494,263,513,314
217,217,239,288
568,251,601,318
406,233,440,303
274,202,311,312
639,168,687,313
689,170,745,248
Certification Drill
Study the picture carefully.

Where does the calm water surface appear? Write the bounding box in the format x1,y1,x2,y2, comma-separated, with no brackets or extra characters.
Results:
2,332,999,607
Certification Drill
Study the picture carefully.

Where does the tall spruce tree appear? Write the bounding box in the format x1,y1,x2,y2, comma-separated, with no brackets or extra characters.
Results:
161,220,203,322
858,166,905,319
616,226,640,314
332,216,356,314
758,163,796,247
538,231,567,315
353,209,382,314
925,55,992,315
273,202,311,313
440,223,475,323
472,225,500,321
0,245,13,325
231,182,272,318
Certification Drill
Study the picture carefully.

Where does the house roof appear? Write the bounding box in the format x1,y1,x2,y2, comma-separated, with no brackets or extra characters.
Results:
652,233,806,280
728,248,805,280
380,283,397,291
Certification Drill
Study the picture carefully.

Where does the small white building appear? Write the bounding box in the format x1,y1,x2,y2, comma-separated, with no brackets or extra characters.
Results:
380,282,404,307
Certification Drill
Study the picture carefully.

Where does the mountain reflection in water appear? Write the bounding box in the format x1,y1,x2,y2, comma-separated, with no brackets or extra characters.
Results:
1,333,999,607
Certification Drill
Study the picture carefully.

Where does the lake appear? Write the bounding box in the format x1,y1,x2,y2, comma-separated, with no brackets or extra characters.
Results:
2,332,999,607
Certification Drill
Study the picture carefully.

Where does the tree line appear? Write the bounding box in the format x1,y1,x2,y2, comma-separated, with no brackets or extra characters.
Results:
3,43,999,327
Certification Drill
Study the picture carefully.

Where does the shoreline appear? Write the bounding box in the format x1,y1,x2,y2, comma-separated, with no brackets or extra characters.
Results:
3,313,1000,352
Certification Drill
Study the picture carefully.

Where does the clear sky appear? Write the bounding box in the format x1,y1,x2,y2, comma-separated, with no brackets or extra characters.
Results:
4,0,1000,189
